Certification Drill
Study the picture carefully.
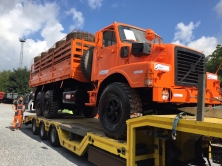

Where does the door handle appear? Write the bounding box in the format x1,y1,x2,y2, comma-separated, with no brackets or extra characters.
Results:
97,55,103,58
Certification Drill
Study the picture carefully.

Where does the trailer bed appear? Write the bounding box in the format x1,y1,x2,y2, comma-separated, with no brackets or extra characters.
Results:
23,114,222,166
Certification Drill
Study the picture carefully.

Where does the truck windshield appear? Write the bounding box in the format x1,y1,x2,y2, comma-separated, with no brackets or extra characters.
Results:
118,25,163,44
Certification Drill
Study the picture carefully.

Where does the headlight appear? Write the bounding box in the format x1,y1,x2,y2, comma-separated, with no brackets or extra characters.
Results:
145,79,153,86
162,89,169,101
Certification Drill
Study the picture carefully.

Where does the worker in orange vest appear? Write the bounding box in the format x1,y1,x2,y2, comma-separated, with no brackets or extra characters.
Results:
11,96,25,131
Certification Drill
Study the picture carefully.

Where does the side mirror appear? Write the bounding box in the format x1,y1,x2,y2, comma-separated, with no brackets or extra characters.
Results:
146,29,155,41
120,46,129,58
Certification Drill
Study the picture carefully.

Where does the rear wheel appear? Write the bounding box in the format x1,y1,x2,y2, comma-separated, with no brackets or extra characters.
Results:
39,122,47,140
99,82,142,139
49,126,60,147
43,90,59,119
32,119,38,135
35,91,45,116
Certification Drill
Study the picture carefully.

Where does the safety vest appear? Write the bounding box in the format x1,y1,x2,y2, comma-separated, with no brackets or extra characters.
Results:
14,101,24,116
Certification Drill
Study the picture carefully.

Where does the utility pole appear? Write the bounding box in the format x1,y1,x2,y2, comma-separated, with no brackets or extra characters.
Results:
19,38,26,68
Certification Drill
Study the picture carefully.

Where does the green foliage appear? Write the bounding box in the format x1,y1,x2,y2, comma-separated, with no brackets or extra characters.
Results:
0,67,31,96
6,67,31,96
206,44,222,86
206,44,222,74
0,70,11,91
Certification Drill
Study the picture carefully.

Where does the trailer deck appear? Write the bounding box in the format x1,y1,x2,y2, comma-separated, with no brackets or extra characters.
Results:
23,114,222,166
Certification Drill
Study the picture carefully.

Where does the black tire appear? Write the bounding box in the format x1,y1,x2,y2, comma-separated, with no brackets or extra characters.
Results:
35,91,45,116
83,107,98,118
49,126,60,147
80,47,94,81
39,122,47,140
32,119,38,135
43,90,59,119
99,82,142,139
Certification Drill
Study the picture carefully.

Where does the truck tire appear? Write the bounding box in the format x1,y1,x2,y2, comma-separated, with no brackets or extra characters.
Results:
49,125,60,147
43,90,59,119
80,47,94,81
39,122,47,140
35,91,45,116
32,119,38,135
99,82,142,139
83,107,98,118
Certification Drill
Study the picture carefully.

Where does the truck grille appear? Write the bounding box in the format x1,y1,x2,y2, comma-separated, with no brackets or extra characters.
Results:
175,47,205,87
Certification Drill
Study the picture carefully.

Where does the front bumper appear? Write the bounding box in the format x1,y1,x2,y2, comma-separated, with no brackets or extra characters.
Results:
153,87,222,104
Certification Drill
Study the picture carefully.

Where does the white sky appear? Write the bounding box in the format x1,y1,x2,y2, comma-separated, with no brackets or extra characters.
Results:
0,0,221,71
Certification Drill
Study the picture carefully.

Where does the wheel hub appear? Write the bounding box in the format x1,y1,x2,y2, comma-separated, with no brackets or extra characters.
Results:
106,98,121,124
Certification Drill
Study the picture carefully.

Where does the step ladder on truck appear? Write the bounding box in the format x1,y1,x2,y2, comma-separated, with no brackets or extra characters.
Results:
24,22,222,166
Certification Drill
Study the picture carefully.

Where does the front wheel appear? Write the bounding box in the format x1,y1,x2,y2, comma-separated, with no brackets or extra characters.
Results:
99,82,142,139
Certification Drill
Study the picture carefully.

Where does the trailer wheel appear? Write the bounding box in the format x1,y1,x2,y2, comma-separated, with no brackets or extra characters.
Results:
43,90,59,119
83,107,98,118
99,82,142,139
39,122,47,140
80,47,94,81
49,126,60,147
32,119,38,135
36,91,45,116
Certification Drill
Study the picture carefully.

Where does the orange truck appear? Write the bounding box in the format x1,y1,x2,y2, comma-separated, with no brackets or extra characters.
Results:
30,22,221,139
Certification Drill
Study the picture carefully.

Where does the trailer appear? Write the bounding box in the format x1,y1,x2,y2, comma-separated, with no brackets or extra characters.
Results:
23,113,222,166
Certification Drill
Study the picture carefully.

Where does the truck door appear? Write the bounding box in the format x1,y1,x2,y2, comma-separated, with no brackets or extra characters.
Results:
97,30,117,79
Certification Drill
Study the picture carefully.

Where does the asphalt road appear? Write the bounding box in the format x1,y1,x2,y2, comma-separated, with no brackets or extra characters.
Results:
0,103,96,166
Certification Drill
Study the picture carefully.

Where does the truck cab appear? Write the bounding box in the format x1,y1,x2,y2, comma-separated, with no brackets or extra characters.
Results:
81,22,221,139
87,22,221,106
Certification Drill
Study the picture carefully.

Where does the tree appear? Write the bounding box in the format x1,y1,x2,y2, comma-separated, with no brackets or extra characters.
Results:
206,44,222,86
0,70,11,91
5,67,31,96
206,44,222,75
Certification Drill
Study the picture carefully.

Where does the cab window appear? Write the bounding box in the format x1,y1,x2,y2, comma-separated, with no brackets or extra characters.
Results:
103,31,116,47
